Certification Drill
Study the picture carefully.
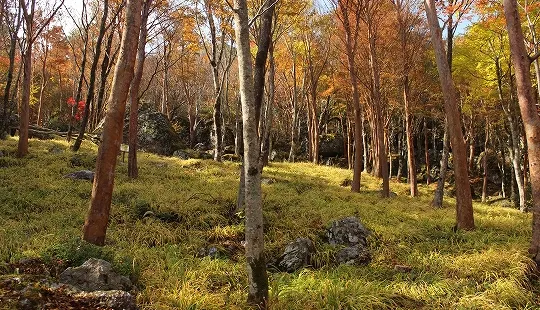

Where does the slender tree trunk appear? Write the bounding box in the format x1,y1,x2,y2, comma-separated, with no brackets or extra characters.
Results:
36,41,49,127
259,43,275,169
425,0,474,229
404,77,418,196
2,11,20,136
368,30,389,196
424,119,431,184
95,29,115,127
482,120,489,203
432,121,449,207
128,0,151,179
253,0,274,130
232,0,268,305
17,39,32,157
288,60,297,162
83,0,143,245
468,120,475,173
67,33,89,143
73,0,109,152
235,98,243,156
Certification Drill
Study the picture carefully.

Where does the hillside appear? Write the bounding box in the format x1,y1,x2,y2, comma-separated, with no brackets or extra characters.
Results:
0,138,538,309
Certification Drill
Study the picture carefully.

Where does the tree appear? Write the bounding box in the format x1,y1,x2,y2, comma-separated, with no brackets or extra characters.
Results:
503,0,540,265
17,0,64,157
128,0,152,179
424,0,474,230
334,0,364,192
1,0,22,138
83,0,143,245
232,0,268,306
72,0,110,151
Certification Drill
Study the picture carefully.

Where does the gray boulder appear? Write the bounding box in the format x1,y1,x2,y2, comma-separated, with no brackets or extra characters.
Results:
128,112,182,156
319,134,344,158
59,258,132,292
64,170,95,182
173,150,190,160
276,238,316,272
327,217,371,265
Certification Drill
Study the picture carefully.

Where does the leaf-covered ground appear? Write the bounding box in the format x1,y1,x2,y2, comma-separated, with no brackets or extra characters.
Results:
0,137,539,309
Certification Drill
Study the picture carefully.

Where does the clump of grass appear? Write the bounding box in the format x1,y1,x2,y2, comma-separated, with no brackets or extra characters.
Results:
0,137,538,309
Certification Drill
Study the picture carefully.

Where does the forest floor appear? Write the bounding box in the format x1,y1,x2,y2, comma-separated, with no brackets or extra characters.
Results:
0,137,539,309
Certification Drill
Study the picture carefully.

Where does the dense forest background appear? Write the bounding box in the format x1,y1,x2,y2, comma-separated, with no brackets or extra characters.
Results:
3,0,540,308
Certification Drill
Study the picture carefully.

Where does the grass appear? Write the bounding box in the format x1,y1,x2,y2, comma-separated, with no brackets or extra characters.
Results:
0,137,539,309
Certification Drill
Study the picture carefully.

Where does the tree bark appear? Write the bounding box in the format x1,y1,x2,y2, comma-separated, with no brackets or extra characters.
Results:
128,0,152,179
232,0,268,306
404,77,418,196
2,5,21,137
72,0,109,152
83,0,143,245
336,0,363,192
424,119,431,184
425,0,474,230
504,0,540,264
482,120,489,203
95,29,115,127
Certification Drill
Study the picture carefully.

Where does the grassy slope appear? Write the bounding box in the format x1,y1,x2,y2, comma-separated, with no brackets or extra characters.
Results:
0,137,538,309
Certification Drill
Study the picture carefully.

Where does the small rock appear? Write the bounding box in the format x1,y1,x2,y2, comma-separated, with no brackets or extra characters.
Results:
48,145,64,154
261,178,276,185
276,238,316,272
64,170,95,182
394,265,412,273
173,150,190,160
336,245,371,265
75,290,137,310
59,258,132,292
197,246,221,259
0,150,4,157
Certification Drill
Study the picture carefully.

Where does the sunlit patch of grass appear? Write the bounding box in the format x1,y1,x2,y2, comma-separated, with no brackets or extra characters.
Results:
0,137,539,309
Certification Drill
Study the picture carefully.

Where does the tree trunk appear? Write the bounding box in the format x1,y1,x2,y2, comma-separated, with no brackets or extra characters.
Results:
232,0,269,306
259,43,275,169
67,30,89,143
2,10,20,137
253,0,274,130
424,119,431,184
128,0,151,179
72,0,109,152
17,37,32,157
504,0,540,264
404,77,418,196
288,57,298,162
36,41,49,127
432,121,449,207
482,120,489,203
95,29,115,127
83,0,143,245
468,120,475,173
425,0,474,230
368,29,389,197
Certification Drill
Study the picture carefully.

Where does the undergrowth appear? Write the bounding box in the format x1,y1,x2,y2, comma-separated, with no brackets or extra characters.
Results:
0,137,538,309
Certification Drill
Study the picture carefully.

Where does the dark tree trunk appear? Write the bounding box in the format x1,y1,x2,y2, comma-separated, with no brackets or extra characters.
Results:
72,0,109,152
128,0,152,179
